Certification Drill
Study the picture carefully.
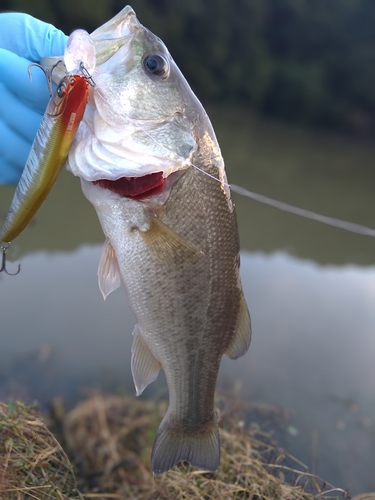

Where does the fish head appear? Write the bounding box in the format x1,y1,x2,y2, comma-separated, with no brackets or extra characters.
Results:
66,6,209,183
93,13,195,123
41,7,222,195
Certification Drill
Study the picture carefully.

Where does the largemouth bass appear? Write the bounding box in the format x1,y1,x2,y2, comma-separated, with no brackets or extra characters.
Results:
46,6,252,475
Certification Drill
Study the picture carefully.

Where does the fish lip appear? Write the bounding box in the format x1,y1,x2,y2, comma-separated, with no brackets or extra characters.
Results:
92,171,166,200
91,5,140,40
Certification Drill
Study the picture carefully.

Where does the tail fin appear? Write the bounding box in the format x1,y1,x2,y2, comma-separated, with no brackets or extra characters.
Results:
151,411,220,476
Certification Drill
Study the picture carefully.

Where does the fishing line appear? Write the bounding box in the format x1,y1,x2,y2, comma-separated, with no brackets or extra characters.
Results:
190,161,375,237
229,184,375,237
95,90,375,238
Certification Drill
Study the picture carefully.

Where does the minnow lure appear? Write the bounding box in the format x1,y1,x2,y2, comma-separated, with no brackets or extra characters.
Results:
0,71,90,275
0,29,96,275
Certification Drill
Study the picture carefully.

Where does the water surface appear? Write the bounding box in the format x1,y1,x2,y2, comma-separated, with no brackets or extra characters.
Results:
1,109,375,494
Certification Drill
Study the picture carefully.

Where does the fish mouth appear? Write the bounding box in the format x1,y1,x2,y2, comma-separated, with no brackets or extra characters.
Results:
93,171,166,200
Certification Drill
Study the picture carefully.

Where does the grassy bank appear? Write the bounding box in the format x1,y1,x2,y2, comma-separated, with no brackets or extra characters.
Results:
0,393,362,499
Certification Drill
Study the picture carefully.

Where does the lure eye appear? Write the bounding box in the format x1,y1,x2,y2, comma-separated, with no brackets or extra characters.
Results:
57,81,68,98
143,54,169,78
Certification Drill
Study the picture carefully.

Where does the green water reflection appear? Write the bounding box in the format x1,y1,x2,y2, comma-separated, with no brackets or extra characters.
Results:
214,107,375,266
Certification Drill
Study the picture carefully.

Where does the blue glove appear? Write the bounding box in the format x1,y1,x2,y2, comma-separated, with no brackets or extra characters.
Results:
0,13,68,185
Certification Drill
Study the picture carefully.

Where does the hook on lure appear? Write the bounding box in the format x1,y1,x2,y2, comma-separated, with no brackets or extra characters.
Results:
28,60,65,97
79,61,96,87
0,244,20,276
28,60,95,97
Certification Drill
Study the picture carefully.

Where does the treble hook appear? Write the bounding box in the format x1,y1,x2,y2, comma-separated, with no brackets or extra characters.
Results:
28,60,64,97
79,61,96,87
0,245,20,276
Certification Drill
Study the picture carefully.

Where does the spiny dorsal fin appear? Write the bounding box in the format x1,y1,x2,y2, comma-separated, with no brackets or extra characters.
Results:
131,324,161,396
140,215,204,267
97,238,121,300
225,294,251,359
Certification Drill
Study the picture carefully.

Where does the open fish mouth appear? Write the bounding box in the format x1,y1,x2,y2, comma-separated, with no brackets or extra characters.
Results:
93,171,166,200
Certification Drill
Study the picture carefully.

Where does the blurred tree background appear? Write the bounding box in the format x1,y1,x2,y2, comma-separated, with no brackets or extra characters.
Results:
2,0,375,134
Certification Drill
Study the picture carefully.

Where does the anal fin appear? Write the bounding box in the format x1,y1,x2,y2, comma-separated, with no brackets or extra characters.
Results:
97,238,121,300
225,294,251,359
131,325,161,396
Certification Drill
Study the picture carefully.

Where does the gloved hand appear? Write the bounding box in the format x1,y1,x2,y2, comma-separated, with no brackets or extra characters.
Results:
0,13,67,185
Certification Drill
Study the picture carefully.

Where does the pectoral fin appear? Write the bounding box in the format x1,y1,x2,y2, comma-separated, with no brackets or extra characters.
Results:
131,325,161,396
140,215,203,267
97,238,121,300
225,294,251,359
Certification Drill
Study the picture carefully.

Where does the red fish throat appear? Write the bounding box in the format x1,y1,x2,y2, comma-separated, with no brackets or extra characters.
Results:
93,171,165,200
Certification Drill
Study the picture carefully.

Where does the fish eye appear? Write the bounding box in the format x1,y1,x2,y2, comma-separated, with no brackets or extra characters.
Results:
143,54,169,78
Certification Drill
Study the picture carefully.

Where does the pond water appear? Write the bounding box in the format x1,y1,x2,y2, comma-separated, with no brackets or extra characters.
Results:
1,107,375,494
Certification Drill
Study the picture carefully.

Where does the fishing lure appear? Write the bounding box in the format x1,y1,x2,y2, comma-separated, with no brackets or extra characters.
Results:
0,68,91,274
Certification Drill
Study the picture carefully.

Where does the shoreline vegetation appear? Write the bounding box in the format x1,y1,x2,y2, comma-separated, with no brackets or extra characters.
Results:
1,392,370,500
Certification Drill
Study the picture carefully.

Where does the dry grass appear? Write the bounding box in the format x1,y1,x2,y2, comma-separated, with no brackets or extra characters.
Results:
1,392,370,500
61,393,349,500
0,401,81,500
